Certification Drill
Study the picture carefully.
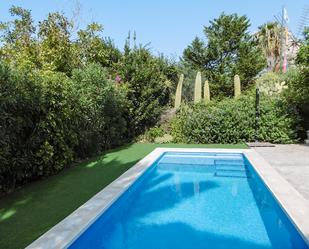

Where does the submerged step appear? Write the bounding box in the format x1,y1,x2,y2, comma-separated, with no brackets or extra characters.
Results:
159,153,244,166
214,159,245,166
215,165,247,171
214,169,251,178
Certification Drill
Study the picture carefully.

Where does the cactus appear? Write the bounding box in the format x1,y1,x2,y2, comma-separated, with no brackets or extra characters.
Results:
174,74,184,109
234,74,241,98
194,71,202,103
203,80,210,102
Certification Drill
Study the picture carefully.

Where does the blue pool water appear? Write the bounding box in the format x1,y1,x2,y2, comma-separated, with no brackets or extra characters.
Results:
69,152,309,249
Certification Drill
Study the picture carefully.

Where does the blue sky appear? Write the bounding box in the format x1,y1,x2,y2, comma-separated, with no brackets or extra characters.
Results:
1,0,308,58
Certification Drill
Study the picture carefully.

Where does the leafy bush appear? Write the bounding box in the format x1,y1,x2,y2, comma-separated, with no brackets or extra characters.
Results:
257,72,287,96
284,29,309,131
171,93,300,144
0,65,79,192
116,45,178,137
154,134,173,144
71,64,127,156
0,63,127,193
0,6,179,194
143,127,165,142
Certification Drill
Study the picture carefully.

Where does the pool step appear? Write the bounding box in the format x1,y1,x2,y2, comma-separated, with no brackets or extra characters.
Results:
214,159,251,178
215,165,247,171
214,169,251,178
215,159,245,165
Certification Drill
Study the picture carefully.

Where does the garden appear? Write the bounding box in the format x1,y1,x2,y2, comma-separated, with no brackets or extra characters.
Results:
0,5,308,249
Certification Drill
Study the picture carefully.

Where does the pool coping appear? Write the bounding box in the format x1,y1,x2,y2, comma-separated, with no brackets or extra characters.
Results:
26,148,309,249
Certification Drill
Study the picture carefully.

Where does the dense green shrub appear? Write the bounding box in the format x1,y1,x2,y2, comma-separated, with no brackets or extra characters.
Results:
0,6,178,194
171,93,300,144
0,63,127,193
116,45,178,136
0,65,79,191
256,72,287,96
71,64,127,156
284,29,309,131
143,127,165,142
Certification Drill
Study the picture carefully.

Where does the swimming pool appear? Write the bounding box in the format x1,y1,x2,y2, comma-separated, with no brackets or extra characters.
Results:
67,151,308,249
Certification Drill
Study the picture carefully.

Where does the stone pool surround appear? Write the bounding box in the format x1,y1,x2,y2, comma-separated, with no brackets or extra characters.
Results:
26,148,309,249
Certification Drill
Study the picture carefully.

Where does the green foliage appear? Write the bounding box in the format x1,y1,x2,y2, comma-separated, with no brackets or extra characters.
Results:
0,65,78,192
0,6,38,70
183,13,266,98
256,22,281,72
154,134,173,144
171,93,299,144
284,28,309,130
144,127,165,142
76,23,121,69
257,72,287,96
0,63,127,193
295,28,309,102
38,12,74,74
116,44,178,136
0,6,178,193
71,64,127,156
296,28,309,67
2,5,304,196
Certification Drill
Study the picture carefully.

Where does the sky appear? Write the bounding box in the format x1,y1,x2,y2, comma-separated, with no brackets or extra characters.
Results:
1,0,308,59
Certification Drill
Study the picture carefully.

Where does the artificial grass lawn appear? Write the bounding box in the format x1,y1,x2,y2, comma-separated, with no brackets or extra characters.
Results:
0,143,247,249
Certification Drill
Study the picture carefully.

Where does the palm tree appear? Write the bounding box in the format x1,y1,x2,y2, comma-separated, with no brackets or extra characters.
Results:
256,22,282,72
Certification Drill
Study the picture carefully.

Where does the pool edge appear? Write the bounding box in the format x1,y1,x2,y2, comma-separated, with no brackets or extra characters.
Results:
25,148,309,249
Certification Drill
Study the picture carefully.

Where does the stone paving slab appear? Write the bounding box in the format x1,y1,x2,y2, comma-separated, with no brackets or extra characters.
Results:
255,144,309,202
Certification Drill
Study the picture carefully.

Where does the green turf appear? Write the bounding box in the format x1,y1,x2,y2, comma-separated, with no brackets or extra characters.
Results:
0,143,248,249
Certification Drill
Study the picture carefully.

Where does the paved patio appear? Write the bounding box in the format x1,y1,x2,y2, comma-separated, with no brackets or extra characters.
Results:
255,144,309,202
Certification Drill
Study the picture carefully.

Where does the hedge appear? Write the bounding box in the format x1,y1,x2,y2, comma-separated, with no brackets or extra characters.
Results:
171,93,300,144
0,63,127,193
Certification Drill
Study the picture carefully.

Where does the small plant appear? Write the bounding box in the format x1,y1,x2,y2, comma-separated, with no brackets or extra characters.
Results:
144,127,165,142
204,80,210,102
234,74,241,98
175,74,184,109
154,134,173,144
194,71,202,103
257,72,288,96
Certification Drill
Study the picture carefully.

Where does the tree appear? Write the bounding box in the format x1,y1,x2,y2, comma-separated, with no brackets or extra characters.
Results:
285,28,309,130
183,13,266,98
116,41,177,136
0,6,38,70
256,22,281,72
75,23,121,69
38,12,74,74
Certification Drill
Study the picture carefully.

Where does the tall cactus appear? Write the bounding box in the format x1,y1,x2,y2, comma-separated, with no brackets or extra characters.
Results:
194,71,202,103
174,74,184,109
204,80,210,102
234,74,241,98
